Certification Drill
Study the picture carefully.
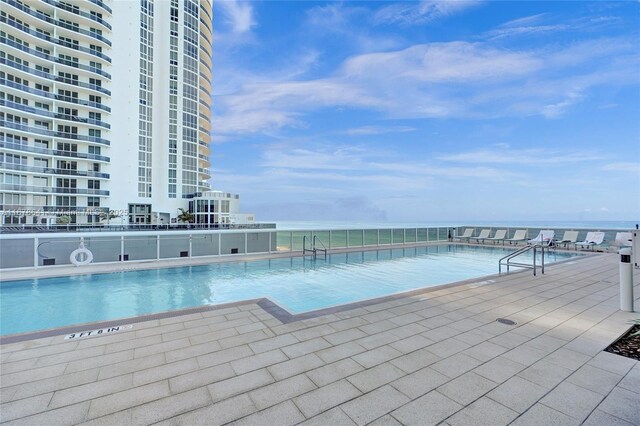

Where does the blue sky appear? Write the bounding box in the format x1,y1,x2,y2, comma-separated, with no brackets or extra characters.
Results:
210,1,640,223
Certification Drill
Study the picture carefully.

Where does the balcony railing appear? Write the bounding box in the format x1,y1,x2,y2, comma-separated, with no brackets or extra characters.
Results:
1,163,110,179
1,16,112,63
0,140,111,162
0,121,111,146
41,0,111,30
1,57,111,97
0,99,110,129
3,0,112,46
0,36,111,79
1,80,110,114
0,183,109,196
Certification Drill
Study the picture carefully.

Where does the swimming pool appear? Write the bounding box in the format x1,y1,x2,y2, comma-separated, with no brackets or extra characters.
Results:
0,244,581,335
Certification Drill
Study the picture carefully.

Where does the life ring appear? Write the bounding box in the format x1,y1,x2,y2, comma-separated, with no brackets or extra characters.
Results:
70,243,93,266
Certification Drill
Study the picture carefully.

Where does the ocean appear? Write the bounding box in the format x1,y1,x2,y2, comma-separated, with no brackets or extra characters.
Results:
272,220,639,231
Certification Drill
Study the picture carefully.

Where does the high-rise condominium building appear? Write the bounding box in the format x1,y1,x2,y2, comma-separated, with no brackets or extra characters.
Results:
0,0,236,227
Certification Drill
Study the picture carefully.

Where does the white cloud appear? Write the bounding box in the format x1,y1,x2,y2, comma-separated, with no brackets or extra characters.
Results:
213,35,639,136
345,126,416,136
374,1,482,26
217,0,255,34
438,147,605,165
602,162,640,174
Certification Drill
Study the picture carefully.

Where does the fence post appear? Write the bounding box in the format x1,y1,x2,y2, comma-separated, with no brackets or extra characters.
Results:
120,236,124,262
34,237,38,268
156,235,160,260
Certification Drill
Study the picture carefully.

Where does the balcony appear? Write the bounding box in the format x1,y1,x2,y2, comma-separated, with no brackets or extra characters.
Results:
0,183,109,196
0,121,110,146
3,0,112,46
1,99,110,129
1,163,110,179
0,140,111,162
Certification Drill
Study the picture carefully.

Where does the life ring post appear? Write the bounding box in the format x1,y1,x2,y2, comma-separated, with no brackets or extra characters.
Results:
70,238,94,266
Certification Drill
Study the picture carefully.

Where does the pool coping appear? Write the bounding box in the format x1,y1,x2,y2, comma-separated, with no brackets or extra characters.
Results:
0,249,595,345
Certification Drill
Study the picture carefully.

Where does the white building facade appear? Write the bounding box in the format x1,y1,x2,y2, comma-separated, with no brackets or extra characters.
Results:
1,0,246,227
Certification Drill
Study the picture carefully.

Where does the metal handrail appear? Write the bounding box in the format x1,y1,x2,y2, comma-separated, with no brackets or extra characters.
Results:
313,236,327,259
499,244,546,276
302,235,315,256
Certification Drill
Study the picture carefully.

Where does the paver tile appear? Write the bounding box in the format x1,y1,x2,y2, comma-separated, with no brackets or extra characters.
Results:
438,371,497,405
293,379,361,418
583,409,637,426
390,366,450,400
446,396,519,426
297,407,357,426
391,390,462,426
0,392,53,423
341,385,410,426
566,363,624,396
282,337,332,358
510,403,580,426
315,341,366,364
230,349,288,375
352,345,402,369
587,351,637,376
486,375,547,413
0,401,90,426
248,374,316,410
207,369,274,403
540,381,604,422
517,359,574,389
543,348,591,371
463,341,508,362
426,337,471,358
229,400,305,426
154,393,257,426
129,387,211,425
267,353,324,381
473,356,526,384
596,387,640,425
618,363,640,394
389,347,441,374
347,362,406,393
168,363,236,394
430,352,482,379
86,380,171,419
389,335,433,354
307,358,365,387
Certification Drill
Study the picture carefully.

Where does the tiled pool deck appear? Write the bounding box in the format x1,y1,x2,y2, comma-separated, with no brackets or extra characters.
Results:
0,253,638,425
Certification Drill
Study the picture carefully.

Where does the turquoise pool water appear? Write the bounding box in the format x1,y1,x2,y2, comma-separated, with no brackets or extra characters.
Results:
0,245,581,335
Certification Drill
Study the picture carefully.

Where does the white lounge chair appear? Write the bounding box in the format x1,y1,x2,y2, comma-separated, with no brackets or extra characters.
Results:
469,229,491,244
528,230,555,246
505,229,527,245
612,232,633,249
575,231,605,250
485,229,507,244
555,230,579,248
454,228,474,242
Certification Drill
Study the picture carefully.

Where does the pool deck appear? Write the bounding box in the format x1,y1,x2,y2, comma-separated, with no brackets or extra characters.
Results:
1,253,639,425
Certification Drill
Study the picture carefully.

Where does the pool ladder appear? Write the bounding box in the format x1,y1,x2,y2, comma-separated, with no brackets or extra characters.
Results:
303,236,327,259
499,244,546,276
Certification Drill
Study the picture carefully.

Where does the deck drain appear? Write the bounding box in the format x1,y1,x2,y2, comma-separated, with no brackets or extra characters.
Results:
496,318,517,326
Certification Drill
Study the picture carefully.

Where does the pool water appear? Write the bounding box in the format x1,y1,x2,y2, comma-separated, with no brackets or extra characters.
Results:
0,244,581,335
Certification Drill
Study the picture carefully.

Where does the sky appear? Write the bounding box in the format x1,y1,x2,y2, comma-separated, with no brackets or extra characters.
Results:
209,0,640,223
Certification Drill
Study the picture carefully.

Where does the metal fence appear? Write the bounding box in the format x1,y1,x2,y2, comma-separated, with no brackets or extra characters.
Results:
0,227,453,270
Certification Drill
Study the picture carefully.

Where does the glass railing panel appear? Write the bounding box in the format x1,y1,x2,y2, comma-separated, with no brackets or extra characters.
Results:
331,230,347,248
348,229,363,247
405,228,417,243
312,231,330,249
417,228,428,242
364,229,378,246
438,227,449,241
379,229,392,245
392,228,404,244
291,231,312,251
